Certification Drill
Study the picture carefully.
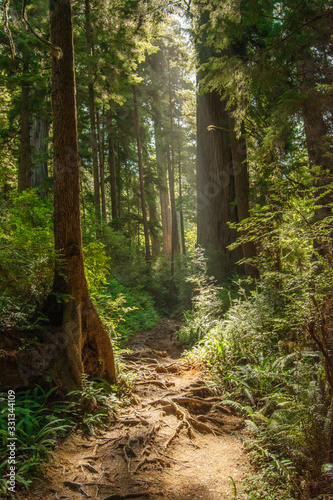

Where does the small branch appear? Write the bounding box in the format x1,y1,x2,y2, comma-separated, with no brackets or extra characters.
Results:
22,0,62,58
3,0,16,62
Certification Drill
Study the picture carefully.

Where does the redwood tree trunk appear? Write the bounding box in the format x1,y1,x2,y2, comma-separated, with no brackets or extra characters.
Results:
133,85,151,264
49,0,116,391
197,89,241,280
85,0,101,226
18,54,31,193
154,121,172,256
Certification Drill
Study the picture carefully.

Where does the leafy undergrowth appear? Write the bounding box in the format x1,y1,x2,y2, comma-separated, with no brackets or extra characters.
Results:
0,379,121,497
179,267,333,500
94,279,160,346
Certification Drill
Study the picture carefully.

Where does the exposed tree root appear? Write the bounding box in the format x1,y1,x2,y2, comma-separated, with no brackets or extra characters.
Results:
135,456,169,472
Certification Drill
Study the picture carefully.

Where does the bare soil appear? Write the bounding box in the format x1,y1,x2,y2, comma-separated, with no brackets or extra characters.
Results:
17,318,251,500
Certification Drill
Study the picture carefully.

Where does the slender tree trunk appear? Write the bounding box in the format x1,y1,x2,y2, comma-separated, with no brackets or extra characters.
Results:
96,109,107,221
48,0,116,392
167,147,180,276
116,139,122,217
81,178,86,223
85,0,100,227
178,148,186,256
133,86,151,264
108,133,119,219
229,117,258,278
149,196,160,257
154,122,172,256
18,54,31,193
167,60,180,274
31,117,49,189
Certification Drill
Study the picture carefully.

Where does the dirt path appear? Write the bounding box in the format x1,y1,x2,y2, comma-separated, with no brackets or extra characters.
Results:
18,319,251,500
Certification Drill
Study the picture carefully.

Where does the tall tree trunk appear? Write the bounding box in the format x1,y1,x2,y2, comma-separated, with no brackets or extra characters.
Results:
48,0,116,392
133,86,151,264
96,109,107,221
108,133,119,219
167,147,180,276
116,139,122,217
178,148,186,256
197,88,241,280
229,118,258,278
31,117,49,189
298,57,333,262
18,54,31,193
301,60,333,225
148,195,160,257
154,122,172,256
167,60,180,274
85,0,100,227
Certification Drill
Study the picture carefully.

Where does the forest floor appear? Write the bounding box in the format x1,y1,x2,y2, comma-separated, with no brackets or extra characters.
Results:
17,318,252,500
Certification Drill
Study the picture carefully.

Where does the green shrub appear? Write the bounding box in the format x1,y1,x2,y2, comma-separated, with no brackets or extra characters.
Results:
0,386,73,495
0,191,54,330
182,264,333,498
93,279,159,346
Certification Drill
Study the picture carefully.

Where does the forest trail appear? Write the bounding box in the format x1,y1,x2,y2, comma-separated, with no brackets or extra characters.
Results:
18,319,251,500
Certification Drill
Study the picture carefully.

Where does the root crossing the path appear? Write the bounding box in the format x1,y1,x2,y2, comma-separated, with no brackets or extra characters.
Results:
18,318,251,500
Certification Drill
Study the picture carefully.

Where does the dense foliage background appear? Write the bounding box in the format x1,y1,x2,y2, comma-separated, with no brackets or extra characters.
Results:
1,0,333,498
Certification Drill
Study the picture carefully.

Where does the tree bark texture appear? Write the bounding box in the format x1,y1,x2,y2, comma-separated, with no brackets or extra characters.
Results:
133,85,151,264
31,117,49,189
197,89,241,280
48,0,116,392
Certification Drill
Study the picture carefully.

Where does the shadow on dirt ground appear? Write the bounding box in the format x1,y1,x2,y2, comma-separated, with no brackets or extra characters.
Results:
16,318,251,500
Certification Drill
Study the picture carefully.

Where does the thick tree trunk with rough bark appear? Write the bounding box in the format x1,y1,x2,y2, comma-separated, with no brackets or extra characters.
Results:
18,54,31,193
197,88,241,280
133,86,151,264
47,0,116,392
